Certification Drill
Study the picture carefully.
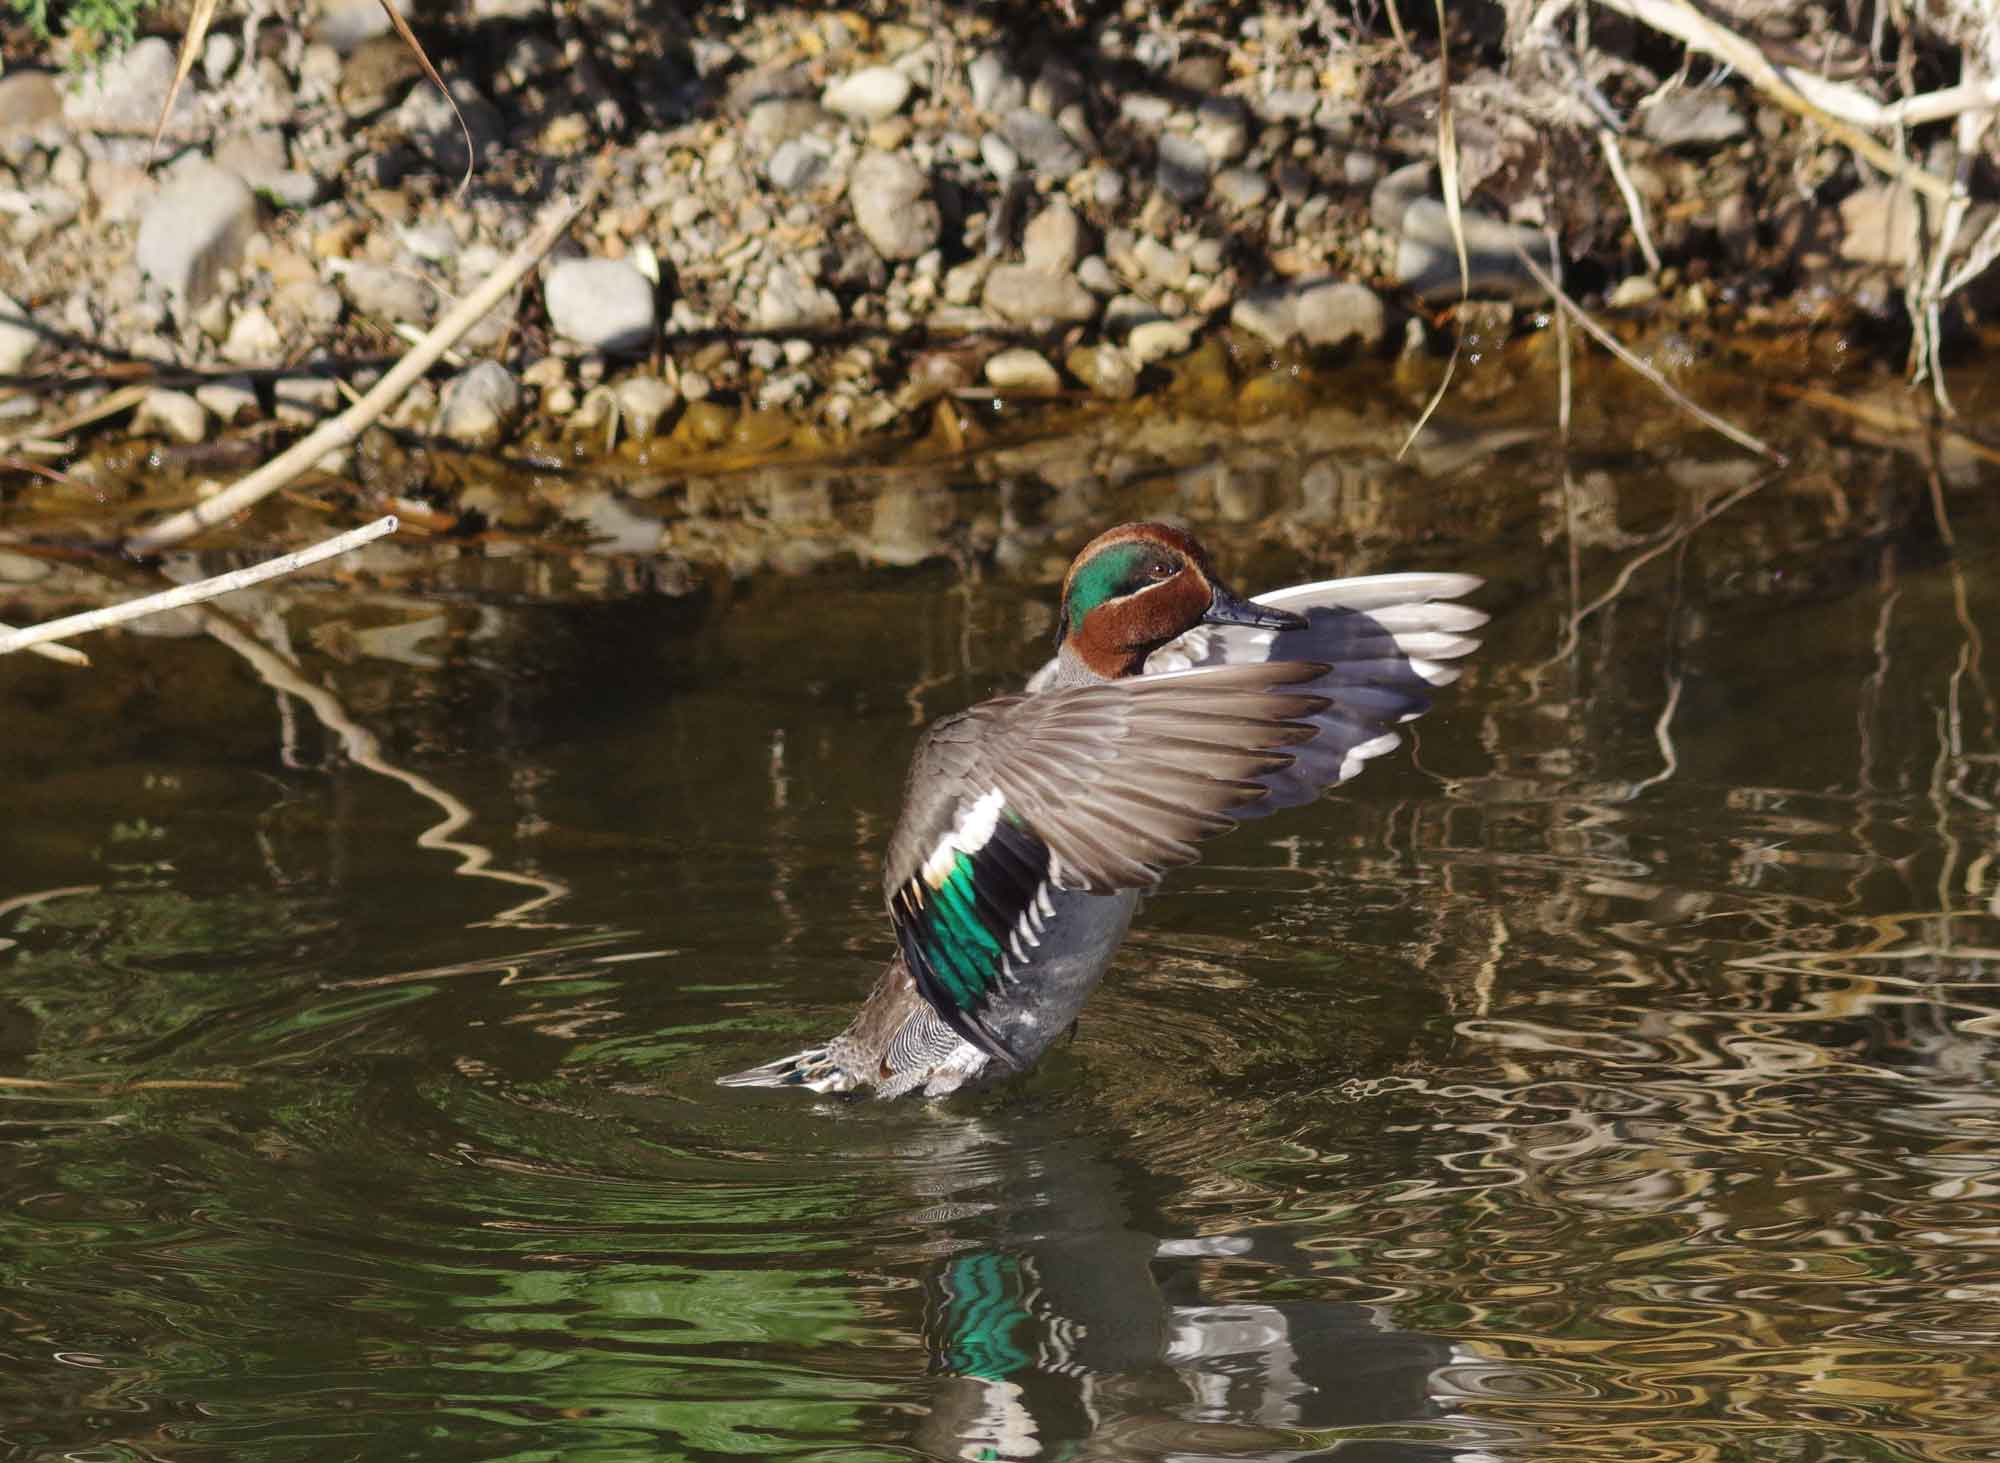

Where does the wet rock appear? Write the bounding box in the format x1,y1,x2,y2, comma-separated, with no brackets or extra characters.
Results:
335,260,436,323
1231,278,1384,349
136,161,258,316
980,131,1020,182
1135,236,1190,289
0,72,62,137
1212,167,1269,211
545,257,656,351
823,66,911,122
1641,91,1746,147
135,388,209,444
1127,317,1198,363
1066,343,1137,400
985,347,1060,392
851,150,939,261
982,264,1099,325
63,37,189,133
1156,133,1210,203
616,374,679,439
968,51,1027,114
1022,199,1087,273
0,290,41,372
1396,200,1553,301
767,137,831,191
437,361,522,447
999,108,1085,178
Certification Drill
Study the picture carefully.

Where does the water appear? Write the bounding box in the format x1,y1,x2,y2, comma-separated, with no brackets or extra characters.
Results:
3,383,1999,1461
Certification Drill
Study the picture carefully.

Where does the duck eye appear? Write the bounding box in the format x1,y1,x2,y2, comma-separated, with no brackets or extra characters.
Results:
1147,561,1174,580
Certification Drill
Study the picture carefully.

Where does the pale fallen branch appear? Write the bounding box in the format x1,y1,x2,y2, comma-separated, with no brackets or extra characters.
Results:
1511,241,1786,463
0,514,398,658
123,171,603,554
0,623,90,666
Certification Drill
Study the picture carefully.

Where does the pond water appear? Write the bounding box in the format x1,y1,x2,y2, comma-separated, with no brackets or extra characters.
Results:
3,374,1999,1462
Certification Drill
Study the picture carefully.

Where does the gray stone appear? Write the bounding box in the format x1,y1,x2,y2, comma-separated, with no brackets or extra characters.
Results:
1256,88,1319,122
968,51,1027,114
1076,254,1118,295
1156,133,1210,203
1341,150,1381,188
757,265,840,330
215,128,319,207
984,347,1060,392
1370,160,1435,234
1212,167,1270,210
1396,199,1554,301
999,107,1085,179
1295,279,1384,348
63,37,188,132
1641,91,1746,147
222,306,283,363
850,150,939,261
437,361,522,447
979,131,1020,182
314,0,392,51
823,65,911,122
1119,93,1172,128
545,257,657,351
135,388,208,444
982,265,1099,326
336,261,437,323
1192,97,1251,164
767,137,830,191
135,161,259,316
615,374,679,439
0,290,41,372
1022,199,1086,273
202,32,240,85
746,97,832,144
1840,185,1922,267
0,73,62,137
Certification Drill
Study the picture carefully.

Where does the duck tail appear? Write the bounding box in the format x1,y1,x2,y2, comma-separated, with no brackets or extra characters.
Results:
716,1044,862,1094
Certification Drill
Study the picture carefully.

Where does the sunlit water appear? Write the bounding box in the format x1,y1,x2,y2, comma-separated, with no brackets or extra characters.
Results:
4,379,1999,1462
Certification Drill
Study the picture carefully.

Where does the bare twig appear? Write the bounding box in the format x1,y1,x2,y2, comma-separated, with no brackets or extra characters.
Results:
123,172,603,554
0,515,398,658
0,624,90,666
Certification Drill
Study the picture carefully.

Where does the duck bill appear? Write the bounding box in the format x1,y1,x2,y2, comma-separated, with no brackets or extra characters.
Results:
1204,585,1308,631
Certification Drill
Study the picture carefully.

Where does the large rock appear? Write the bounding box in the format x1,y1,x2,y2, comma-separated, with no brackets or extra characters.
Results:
135,161,259,316
850,150,939,261
544,257,656,351
0,73,62,137
1231,278,1384,349
62,37,190,133
982,264,1098,325
437,361,522,447
1395,199,1554,301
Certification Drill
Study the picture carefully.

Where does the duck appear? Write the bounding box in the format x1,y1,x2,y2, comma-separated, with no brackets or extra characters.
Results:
719,521,1484,1099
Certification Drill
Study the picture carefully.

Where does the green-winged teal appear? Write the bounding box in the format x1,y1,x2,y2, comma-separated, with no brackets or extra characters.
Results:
721,521,1484,1098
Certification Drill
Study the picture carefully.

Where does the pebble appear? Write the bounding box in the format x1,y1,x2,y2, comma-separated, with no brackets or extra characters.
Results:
982,264,1100,325
980,131,1020,182
1641,91,1746,146
746,97,832,144
757,265,841,330
335,260,437,323
850,150,940,261
1127,317,1198,363
214,128,319,208
62,36,188,132
1066,343,1137,400
1839,185,1920,267
0,72,62,137
545,257,657,351
195,378,260,423
968,51,1027,114
135,161,259,316
1156,133,1211,203
1369,160,1436,234
276,375,341,425
0,290,39,372
985,347,1061,392
1022,199,1087,273
767,137,830,191
223,306,284,363
616,373,680,437
823,66,912,122
135,389,209,444
1192,98,1251,164
1135,236,1191,289
1076,255,1118,295
1230,278,1384,349
437,361,522,446
1212,167,1270,210
999,108,1086,178
1120,94,1172,128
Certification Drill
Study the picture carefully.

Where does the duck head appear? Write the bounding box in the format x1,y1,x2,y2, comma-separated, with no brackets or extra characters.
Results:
1055,522,1308,679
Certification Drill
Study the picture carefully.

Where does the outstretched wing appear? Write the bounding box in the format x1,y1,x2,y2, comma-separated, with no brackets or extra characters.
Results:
883,661,1332,1060
1145,571,1485,816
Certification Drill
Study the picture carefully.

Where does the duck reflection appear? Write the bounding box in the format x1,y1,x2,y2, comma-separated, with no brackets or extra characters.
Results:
895,1120,1455,1463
